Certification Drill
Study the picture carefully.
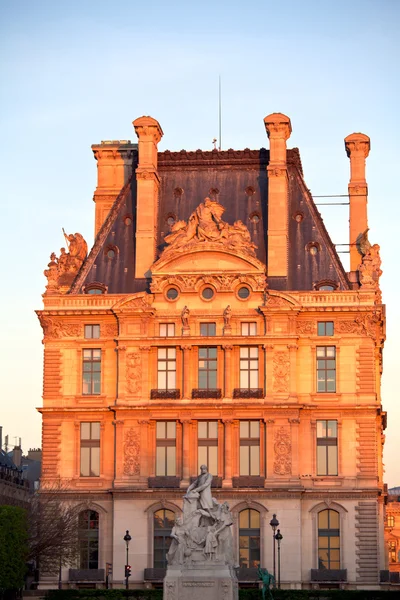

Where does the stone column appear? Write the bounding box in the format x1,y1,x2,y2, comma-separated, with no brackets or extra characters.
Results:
264,113,292,278
114,420,125,481
344,132,370,271
180,419,192,487
289,418,300,480
133,116,163,278
115,345,127,403
265,418,275,484
181,345,192,400
288,343,298,399
223,345,233,398
149,420,156,478
222,419,233,488
264,344,274,399
232,420,240,478
259,419,266,478
217,420,224,478
140,346,151,400
92,141,136,236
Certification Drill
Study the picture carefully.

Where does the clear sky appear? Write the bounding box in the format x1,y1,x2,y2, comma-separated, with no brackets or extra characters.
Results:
0,0,399,485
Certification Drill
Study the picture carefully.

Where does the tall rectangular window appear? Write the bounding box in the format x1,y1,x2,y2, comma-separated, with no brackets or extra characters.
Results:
317,420,338,475
156,421,176,476
318,322,334,336
80,422,100,477
240,347,259,389
317,346,336,392
84,324,100,339
200,323,216,336
198,347,217,388
159,323,175,337
240,421,260,476
241,322,257,336
157,348,176,390
82,349,101,395
198,421,218,474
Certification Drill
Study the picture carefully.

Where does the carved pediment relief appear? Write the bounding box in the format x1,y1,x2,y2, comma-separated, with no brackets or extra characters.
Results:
112,293,154,312
264,291,301,310
150,272,266,294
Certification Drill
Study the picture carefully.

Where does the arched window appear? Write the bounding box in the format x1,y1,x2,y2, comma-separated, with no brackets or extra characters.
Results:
78,510,99,569
318,509,340,569
239,509,260,568
154,509,175,568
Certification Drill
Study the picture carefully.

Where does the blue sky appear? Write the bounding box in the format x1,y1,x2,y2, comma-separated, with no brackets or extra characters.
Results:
0,0,399,485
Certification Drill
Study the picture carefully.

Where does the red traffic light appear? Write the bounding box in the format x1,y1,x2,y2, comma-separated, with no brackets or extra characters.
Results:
125,565,131,578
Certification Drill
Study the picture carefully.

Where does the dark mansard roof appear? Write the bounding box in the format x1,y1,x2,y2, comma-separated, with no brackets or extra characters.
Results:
71,147,349,294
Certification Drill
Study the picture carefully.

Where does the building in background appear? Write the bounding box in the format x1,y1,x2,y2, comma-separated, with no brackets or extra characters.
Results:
384,487,400,583
0,427,31,506
37,113,386,590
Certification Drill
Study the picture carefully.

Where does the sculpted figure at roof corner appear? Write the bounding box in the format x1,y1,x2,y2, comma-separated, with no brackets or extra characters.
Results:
162,197,257,257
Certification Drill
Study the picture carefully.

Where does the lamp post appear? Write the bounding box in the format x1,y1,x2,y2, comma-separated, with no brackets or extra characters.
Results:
269,513,279,588
275,529,283,589
123,530,131,590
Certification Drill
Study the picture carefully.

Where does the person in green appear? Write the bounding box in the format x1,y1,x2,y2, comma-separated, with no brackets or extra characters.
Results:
257,566,275,600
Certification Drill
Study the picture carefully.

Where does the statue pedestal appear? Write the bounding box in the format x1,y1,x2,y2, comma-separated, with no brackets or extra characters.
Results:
164,563,238,600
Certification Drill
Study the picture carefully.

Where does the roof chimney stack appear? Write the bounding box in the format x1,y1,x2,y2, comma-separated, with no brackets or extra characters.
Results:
133,116,164,278
264,113,292,280
344,132,370,272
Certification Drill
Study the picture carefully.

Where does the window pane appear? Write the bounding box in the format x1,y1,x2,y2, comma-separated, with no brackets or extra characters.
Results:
208,421,218,438
250,445,260,475
209,347,217,358
240,421,249,438
240,445,249,476
198,422,207,438
159,324,167,337
327,445,338,475
156,422,166,439
250,509,260,528
239,510,249,528
199,372,207,388
239,548,249,567
158,371,166,389
91,447,100,476
326,347,335,358
240,371,248,388
156,447,165,476
239,536,249,549
167,371,176,389
327,421,337,437
208,446,218,475
250,421,259,438
249,323,257,335
93,349,101,359
330,536,340,549
316,347,325,358
318,510,329,528
199,348,207,358
249,347,258,358
83,349,92,359
81,423,90,439
167,421,176,438
240,347,248,358
317,446,327,475
319,537,329,548
198,446,207,469
93,375,101,394
326,322,334,336
158,348,167,359
317,323,325,336
208,371,217,388
318,550,329,568
168,324,175,336
329,510,340,529
91,422,100,440
241,323,249,336
316,421,326,437
249,370,258,388
166,446,176,476
80,447,90,476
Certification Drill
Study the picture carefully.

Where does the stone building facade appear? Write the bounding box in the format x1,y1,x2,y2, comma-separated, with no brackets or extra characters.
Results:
37,113,386,590
384,487,400,582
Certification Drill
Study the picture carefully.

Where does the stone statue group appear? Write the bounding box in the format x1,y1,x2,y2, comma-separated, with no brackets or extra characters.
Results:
167,465,234,566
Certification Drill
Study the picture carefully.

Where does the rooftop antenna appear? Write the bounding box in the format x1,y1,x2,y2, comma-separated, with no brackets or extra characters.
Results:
218,75,222,151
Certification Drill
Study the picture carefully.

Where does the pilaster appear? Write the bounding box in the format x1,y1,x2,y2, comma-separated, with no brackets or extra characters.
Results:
180,418,192,487
222,419,233,488
181,345,192,400
223,345,233,398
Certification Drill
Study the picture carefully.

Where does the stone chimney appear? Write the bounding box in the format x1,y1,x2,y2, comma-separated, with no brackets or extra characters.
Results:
13,446,22,467
264,113,292,278
133,116,164,278
344,133,370,271
92,140,137,236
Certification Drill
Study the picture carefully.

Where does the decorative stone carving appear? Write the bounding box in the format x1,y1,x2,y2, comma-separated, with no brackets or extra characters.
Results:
118,295,154,310
103,323,118,337
296,320,316,335
126,352,142,394
161,198,257,257
181,306,190,328
44,232,88,294
273,427,292,475
223,306,232,327
336,311,383,340
123,427,140,476
266,294,292,308
273,352,290,393
38,315,81,339
357,230,382,295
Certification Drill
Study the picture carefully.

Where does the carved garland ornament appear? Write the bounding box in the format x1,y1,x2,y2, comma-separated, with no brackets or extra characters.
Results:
296,320,316,335
272,352,290,393
150,273,265,294
336,312,383,340
123,428,140,476
273,427,292,475
126,352,142,395
39,316,81,339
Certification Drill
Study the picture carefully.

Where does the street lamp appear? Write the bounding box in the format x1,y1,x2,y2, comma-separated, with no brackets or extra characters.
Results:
123,530,131,589
275,529,283,589
269,513,279,588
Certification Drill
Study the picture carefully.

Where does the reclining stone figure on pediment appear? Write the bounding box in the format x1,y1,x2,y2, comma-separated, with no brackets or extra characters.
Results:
162,197,257,257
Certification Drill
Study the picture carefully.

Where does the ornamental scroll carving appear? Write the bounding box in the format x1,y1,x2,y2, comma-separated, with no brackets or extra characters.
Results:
160,197,257,257
44,232,88,294
118,295,154,310
266,294,292,308
38,315,81,339
273,427,292,475
273,352,290,393
150,273,265,294
296,320,316,335
126,352,142,395
103,323,118,337
336,311,383,340
123,427,140,476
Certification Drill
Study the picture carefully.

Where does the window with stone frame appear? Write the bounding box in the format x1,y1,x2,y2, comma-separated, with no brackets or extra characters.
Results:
156,421,176,476
239,347,259,389
317,321,334,336
388,540,397,563
316,420,338,476
198,347,217,389
157,348,176,390
387,515,395,528
239,508,260,568
84,324,100,339
78,510,99,569
80,422,100,477
159,323,175,337
239,421,260,476
198,421,218,474
241,322,257,336
153,509,175,568
82,348,101,395
318,509,340,569
200,322,216,336
316,346,336,392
